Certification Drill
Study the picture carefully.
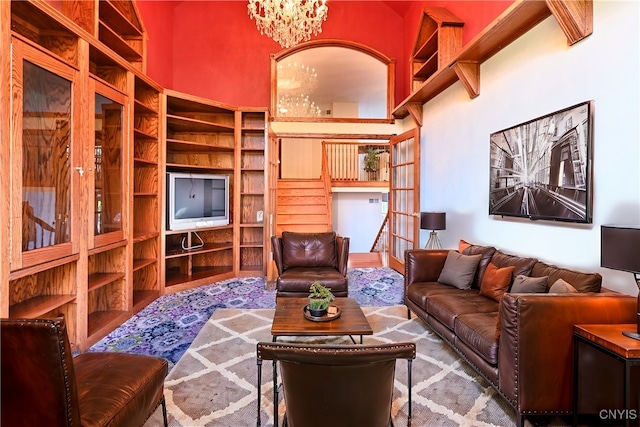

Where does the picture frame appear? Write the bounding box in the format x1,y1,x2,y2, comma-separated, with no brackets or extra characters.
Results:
489,101,594,223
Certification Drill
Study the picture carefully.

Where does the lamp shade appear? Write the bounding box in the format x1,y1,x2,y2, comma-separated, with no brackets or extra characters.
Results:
601,225,640,273
420,212,446,231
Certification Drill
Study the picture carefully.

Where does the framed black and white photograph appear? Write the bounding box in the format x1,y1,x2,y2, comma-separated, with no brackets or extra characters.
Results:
489,101,594,223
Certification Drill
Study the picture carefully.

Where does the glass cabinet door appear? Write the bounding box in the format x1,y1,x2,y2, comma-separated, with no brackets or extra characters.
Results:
12,40,78,269
92,82,127,248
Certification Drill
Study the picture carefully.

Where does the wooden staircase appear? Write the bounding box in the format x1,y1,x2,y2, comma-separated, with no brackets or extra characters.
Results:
275,179,332,235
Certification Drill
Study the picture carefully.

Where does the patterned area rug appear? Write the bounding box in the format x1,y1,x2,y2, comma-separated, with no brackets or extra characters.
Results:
89,267,404,369
143,306,518,427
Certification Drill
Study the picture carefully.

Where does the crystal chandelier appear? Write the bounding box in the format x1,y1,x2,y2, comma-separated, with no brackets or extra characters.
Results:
247,0,329,49
277,62,322,117
277,93,322,117
277,62,318,95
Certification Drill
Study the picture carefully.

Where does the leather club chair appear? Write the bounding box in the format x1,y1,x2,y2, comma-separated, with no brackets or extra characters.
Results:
1,316,168,427
271,231,350,298
256,342,416,427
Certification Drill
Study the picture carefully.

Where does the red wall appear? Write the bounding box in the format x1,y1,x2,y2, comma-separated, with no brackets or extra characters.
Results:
137,1,513,109
137,1,175,89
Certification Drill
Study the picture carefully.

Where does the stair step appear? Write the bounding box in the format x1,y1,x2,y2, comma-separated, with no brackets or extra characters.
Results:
278,180,324,189
277,188,326,196
278,196,328,205
277,214,329,224
276,179,330,235
277,224,331,234
277,205,328,214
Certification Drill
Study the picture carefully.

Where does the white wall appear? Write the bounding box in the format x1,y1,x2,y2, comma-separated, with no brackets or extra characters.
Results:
415,1,640,295
332,192,387,252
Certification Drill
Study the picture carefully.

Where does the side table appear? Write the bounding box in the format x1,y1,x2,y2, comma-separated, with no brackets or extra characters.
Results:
573,324,640,427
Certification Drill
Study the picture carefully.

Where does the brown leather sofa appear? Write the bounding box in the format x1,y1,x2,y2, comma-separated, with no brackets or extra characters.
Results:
271,231,350,297
404,243,637,427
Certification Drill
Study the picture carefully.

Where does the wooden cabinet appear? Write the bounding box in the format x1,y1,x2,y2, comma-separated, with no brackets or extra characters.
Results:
62,0,146,71
132,76,162,312
87,77,129,347
1,0,269,351
2,0,158,351
237,110,268,275
8,33,83,349
410,7,463,93
573,324,640,426
163,91,237,292
87,242,129,347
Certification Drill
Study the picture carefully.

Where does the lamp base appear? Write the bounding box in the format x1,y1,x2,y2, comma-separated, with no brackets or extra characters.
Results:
622,330,640,341
622,312,640,340
425,231,442,249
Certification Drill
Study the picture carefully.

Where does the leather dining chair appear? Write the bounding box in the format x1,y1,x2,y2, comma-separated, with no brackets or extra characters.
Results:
1,316,169,427
256,342,416,427
271,231,350,298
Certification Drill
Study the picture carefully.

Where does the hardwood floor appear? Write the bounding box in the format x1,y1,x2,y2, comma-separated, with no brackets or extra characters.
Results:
348,252,385,268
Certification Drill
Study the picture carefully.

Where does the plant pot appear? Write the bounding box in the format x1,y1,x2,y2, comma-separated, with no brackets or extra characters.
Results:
308,298,328,317
308,307,328,317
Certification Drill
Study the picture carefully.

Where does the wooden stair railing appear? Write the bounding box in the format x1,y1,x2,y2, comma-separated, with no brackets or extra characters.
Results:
370,211,389,253
321,147,333,230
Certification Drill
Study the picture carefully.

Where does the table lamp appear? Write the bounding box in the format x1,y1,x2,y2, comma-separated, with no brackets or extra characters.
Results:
420,212,446,249
600,225,640,340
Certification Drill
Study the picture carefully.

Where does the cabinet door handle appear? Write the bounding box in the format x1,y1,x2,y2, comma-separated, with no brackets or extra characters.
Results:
75,166,84,176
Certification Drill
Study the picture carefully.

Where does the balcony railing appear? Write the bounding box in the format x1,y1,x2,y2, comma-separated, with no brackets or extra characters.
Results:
322,141,390,185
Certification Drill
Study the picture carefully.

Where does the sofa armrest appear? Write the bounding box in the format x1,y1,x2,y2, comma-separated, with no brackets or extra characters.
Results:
404,249,449,286
336,236,350,276
271,236,284,274
498,293,637,415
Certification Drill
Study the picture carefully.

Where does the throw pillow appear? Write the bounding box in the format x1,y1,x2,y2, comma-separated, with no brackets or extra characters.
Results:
511,275,549,293
480,262,516,302
437,251,483,290
458,239,472,253
460,243,497,290
548,278,579,294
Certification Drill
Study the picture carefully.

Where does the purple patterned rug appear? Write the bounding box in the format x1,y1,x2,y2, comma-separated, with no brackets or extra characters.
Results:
89,267,404,369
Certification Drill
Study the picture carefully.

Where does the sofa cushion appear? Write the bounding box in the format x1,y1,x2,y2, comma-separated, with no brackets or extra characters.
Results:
548,278,579,294
490,250,537,279
455,312,500,365
480,262,515,302
427,292,499,330
281,231,337,270
510,275,548,293
277,267,348,294
438,251,482,290
460,242,497,289
531,261,602,293
406,281,461,311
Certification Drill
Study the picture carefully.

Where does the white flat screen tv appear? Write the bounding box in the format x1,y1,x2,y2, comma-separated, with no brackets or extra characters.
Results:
166,172,230,230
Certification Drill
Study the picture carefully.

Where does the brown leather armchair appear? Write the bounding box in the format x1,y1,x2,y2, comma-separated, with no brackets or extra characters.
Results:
256,342,416,427
271,231,350,297
1,316,168,427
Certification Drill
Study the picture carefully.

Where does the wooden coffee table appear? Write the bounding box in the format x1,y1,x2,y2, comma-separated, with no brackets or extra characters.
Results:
271,297,373,344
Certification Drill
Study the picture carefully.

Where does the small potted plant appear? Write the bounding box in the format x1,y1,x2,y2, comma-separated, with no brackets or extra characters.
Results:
308,281,335,317
363,148,380,172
